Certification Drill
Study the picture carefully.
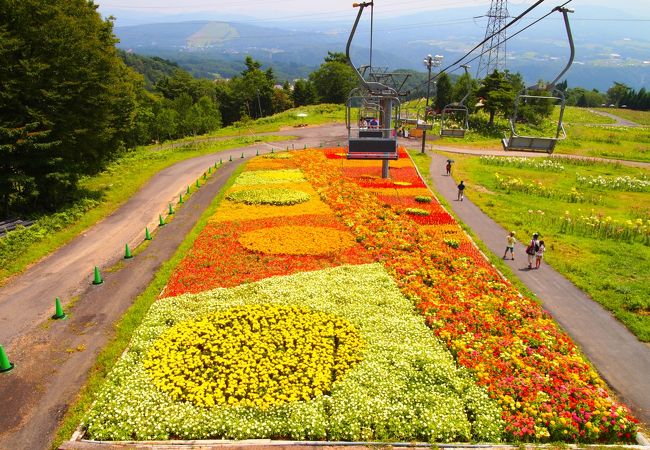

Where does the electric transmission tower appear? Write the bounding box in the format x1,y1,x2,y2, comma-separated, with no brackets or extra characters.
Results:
476,0,509,79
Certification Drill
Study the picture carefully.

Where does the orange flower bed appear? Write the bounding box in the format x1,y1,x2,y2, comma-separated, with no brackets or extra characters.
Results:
239,225,357,255
163,214,374,297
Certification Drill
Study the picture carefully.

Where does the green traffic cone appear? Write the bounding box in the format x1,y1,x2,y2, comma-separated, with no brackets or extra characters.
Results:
124,243,133,259
159,214,165,227
219,158,223,165
179,193,184,204
214,161,218,169
196,179,200,188
229,154,233,162
241,152,244,159
92,266,103,285
271,148,275,154
186,185,191,195
168,203,174,215
0,345,13,373
256,149,259,156
208,166,212,174
145,227,152,241
304,144,307,149
203,173,207,181
52,297,66,320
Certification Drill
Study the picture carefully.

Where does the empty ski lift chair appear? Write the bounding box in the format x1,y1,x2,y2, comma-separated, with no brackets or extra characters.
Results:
440,65,471,138
345,1,400,166
502,6,575,153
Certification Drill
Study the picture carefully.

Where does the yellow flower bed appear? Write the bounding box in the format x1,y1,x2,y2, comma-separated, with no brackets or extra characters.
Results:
144,304,363,409
239,225,357,255
245,157,297,171
213,182,331,222
226,188,310,206
233,169,305,186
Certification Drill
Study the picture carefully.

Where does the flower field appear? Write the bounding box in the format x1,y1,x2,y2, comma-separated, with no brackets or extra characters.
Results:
83,148,637,443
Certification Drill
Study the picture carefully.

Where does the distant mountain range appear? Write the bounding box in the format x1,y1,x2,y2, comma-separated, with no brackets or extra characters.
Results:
112,5,650,91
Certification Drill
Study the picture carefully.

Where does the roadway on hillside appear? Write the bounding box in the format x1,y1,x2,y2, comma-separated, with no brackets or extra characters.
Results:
423,148,650,429
0,124,347,450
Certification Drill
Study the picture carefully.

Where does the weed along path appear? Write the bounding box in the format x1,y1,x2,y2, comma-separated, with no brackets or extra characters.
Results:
425,150,650,428
0,124,347,450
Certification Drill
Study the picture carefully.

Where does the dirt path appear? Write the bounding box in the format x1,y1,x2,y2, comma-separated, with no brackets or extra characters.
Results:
587,109,643,127
0,124,347,450
424,149,650,428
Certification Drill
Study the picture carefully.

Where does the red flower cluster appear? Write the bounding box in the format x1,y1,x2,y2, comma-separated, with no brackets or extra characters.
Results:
293,148,638,443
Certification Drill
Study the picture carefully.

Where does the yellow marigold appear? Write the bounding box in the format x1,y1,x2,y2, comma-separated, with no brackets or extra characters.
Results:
239,225,357,255
143,305,364,409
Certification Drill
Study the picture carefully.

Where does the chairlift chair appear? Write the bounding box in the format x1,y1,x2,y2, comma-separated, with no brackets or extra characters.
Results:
502,6,575,153
345,1,400,165
440,65,471,138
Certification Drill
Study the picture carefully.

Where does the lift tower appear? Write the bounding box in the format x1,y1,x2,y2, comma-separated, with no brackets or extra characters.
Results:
476,0,509,79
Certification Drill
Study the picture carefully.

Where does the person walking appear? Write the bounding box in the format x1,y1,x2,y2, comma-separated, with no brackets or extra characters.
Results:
526,232,540,269
535,240,546,269
503,231,516,260
457,181,465,201
446,160,452,176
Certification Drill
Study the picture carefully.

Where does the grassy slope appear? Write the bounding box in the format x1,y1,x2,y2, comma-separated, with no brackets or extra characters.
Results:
448,153,650,341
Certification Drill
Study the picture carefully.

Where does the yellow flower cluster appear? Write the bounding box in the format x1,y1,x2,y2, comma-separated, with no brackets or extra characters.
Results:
239,225,356,255
144,305,363,409
213,182,331,222
226,188,310,206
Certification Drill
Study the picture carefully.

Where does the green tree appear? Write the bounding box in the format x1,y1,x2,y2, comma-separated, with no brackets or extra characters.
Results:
309,53,357,104
434,72,453,112
0,0,140,214
292,79,317,106
476,70,517,126
606,82,631,107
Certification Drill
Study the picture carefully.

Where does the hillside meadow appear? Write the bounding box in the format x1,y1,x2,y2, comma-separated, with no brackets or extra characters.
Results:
446,153,650,341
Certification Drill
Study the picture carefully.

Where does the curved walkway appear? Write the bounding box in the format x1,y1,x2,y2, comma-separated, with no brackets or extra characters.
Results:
587,109,643,127
425,149,650,428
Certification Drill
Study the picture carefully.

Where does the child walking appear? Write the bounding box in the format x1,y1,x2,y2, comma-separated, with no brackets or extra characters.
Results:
503,231,516,260
535,240,546,269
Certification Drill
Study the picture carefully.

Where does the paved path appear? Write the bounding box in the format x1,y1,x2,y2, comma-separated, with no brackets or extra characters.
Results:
425,149,650,428
587,109,643,127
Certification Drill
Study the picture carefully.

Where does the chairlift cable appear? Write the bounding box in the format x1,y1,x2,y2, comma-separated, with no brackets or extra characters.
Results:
458,4,569,76
411,0,570,93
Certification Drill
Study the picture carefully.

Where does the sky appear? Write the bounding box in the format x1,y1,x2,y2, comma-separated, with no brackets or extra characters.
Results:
94,0,650,25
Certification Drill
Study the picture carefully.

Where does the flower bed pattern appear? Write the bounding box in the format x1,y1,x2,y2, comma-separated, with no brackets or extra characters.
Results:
85,147,637,444
226,188,310,206
144,304,363,408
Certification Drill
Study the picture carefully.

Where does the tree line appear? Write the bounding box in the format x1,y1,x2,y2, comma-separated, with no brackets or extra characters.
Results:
1,0,644,218
0,0,357,217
